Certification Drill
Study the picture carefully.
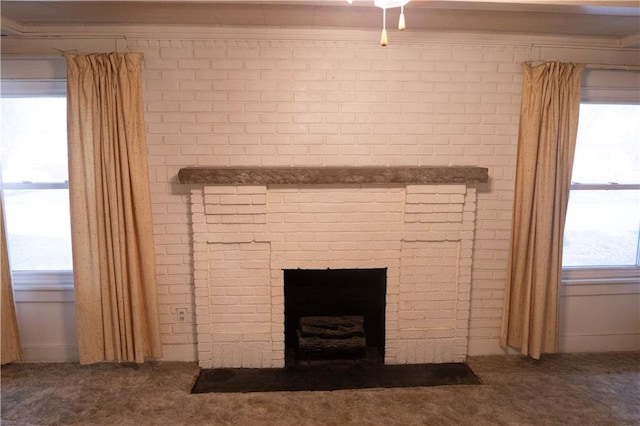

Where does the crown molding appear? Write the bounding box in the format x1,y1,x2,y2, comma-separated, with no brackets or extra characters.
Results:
620,33,640,48
0,15,26,37
2,23,637,51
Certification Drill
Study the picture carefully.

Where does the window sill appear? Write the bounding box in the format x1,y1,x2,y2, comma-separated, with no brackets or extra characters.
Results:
13,286,75,303
11,270,74,291
561,267,640,297
562,266,640,284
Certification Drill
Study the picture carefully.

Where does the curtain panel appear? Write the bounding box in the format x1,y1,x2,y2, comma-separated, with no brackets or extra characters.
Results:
501,61,584,359
65,52,162,364
1,192,23,365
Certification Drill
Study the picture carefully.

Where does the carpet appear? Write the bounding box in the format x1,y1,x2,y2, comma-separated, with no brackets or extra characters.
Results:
3,352,638,425
191,361,480,393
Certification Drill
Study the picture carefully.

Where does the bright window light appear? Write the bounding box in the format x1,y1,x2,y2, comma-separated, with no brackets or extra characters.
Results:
562,103,640,269
1,96,73,272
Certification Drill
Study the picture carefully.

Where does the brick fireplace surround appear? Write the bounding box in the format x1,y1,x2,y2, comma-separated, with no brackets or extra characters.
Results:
179,166,488,368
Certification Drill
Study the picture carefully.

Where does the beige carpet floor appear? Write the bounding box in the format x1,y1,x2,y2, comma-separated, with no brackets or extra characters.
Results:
2,351,639,425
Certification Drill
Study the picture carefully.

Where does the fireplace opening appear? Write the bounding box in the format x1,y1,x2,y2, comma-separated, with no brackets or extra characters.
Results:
284,268,386,366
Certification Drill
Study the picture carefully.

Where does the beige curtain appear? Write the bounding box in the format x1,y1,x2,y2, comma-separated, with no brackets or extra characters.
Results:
1,192,23,364
501,61,584,359
66,52,162,364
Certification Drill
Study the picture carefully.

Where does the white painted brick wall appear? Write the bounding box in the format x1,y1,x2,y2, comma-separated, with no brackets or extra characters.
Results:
128,35,532,361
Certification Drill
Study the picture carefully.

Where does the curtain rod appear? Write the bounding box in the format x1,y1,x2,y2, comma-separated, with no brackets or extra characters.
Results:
525,61,640,72
585,63,640,72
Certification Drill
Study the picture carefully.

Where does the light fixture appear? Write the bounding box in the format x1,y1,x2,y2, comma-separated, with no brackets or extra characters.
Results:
348,0,410,47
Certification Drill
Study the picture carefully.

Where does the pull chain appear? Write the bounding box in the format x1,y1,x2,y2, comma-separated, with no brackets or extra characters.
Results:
380,7,388,47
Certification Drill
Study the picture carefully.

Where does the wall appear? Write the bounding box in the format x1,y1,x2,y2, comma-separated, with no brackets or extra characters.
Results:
13,287,78,362
134,35,528,361
2,28,638,362
559,281,640,353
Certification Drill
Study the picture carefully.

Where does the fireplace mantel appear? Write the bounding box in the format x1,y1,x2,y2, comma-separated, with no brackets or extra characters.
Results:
184,166,485,368
177,166,488,186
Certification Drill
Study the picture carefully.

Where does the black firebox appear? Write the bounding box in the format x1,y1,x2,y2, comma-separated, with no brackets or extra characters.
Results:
284,268,386,366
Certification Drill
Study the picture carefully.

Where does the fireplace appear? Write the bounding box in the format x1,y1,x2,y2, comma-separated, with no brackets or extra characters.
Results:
284,268,386,365
179,166,488,369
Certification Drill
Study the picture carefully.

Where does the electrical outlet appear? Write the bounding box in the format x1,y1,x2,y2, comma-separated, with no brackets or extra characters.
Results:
176,308,187,323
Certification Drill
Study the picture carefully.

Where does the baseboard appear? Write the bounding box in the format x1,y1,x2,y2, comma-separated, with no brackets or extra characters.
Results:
160,344,198,362
20,344,200,363
468,335,640,357
467,338,512,356
559,334,640,353
21,345,79,363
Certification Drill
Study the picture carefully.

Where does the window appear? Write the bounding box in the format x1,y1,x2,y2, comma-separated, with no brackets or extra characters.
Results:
562,102,640,278
1,83,73,288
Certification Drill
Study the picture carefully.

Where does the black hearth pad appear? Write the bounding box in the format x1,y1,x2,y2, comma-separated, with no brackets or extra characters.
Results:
191,361,480,393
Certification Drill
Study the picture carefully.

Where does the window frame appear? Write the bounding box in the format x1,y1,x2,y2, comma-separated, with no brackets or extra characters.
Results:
562,94,640,283
1,78,73,290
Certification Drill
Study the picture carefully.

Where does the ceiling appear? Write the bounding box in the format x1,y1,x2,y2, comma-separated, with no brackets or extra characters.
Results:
1,0,639,46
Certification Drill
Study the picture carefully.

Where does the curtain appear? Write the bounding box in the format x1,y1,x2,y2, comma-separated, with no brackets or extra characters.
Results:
65,53,162,364
1,191,23,365
501,61,584,359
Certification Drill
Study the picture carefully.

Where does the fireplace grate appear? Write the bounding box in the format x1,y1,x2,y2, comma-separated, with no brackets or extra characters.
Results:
296,316,366,361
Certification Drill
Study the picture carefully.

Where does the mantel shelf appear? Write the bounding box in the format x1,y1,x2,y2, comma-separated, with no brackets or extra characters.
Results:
177,166,488,186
